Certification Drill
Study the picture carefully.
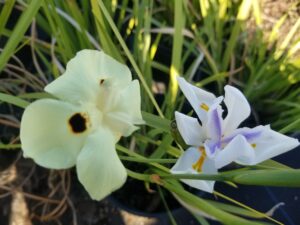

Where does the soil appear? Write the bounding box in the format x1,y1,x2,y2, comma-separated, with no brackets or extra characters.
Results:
0,157,200,225
247,0,300,55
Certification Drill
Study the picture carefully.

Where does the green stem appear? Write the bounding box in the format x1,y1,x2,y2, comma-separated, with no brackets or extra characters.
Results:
163,181,263,225
214,191,284,225
157,186,178,225
126,169,151,181
279,117,300,134
0,144,21,150
160,173,225,181
160,169,300,187
120,156,177,164
116,144,169,172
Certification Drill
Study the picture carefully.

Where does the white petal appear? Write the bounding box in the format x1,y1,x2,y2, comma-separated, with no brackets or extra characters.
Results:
236,126,300,165
171,147,217,193
175,112,205,146
104,80,144,137
223,85,251,135
214,135,255,169
45,50,132,104
20,99,90,169
76,128,127,200
177,77,216,125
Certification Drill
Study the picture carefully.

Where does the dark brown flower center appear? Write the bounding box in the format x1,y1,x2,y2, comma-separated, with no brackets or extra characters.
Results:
69,113,87,133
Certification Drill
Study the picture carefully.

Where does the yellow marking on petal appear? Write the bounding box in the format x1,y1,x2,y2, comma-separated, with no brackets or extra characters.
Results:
200,103,209,112
192,146,206,173
251,143,257,149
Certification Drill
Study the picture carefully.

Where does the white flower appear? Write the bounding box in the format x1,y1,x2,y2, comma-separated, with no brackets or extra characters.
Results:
171,77,299,192
20,50,144,200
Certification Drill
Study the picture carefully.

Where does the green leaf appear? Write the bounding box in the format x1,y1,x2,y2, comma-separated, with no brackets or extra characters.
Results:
170,119,188,149
97,0,164,118
142,111,170,133
206,200,266,219
0,0,43,71
166,0,186,112
18,92,55,100
150,134,173,158
164,181,264,225
0,144,21,150
90,0,123,61
256,160,291,169
116,144,169,172
232,169,300,187
214,191,282,225
221,0,252,71
158,186,178,225
0,93,29,108
279,118,300,134
0,0,16,37
161,169,300,187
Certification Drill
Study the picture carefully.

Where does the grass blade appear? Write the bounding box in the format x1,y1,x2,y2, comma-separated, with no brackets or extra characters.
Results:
0,93,29,108
0,0,16,37
97,0,164,118
167,0,186,114
0,0,43,71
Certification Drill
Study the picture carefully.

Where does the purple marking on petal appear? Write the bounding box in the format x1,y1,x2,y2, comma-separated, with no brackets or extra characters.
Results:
212,108,222,141
206,140,221,155
243,130,262,141
222,128,263,144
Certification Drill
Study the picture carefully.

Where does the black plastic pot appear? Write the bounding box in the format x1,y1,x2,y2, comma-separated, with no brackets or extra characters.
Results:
107,195,198,225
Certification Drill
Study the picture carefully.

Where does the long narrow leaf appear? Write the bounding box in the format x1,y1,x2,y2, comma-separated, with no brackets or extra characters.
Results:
0,0,43,71
0,0,16,36
97,0,164,118
0,93,29,108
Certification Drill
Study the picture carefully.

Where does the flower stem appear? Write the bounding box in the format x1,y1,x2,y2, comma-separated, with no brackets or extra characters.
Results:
126,169,151,181
120,156,177,164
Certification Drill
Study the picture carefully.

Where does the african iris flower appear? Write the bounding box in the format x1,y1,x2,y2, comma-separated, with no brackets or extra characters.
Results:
171,77,299,192
20,50,144,200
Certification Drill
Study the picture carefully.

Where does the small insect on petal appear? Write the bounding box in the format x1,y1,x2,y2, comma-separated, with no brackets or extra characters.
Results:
100,79,105,85
200,103,209,112
68,113,89,134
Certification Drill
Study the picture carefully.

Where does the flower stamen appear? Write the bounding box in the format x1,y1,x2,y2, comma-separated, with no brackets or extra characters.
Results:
192,146,206,172
200,103,209,112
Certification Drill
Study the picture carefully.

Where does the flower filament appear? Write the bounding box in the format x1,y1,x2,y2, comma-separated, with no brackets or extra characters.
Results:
192,146,206,172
